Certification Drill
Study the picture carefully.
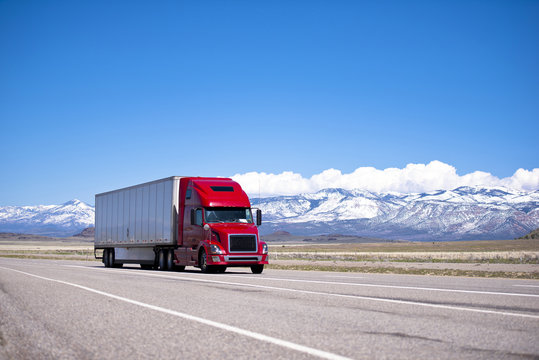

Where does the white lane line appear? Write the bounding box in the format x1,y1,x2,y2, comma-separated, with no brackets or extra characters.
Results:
65,265,539,320
12,261,537,298
174,272,539,299
62,264,539,298
514,285,539,288
0,266,351,360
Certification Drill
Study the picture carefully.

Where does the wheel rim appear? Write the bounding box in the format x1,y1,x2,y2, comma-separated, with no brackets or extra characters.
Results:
200,252,207,271
167,250,173,270
159,250,166,270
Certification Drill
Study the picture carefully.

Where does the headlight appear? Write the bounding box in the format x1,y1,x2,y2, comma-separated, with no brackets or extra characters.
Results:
262,243,268,254
209,244,224,254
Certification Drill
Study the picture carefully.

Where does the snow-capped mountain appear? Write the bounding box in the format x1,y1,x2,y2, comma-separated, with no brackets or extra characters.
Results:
1,186,538,240
0,199,94,237
252,186,539,240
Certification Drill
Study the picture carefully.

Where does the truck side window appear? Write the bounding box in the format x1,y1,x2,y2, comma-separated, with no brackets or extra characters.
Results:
195,209,203,226
186,189,192,200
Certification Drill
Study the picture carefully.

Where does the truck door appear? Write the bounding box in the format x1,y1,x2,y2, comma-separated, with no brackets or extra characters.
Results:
182,187,204,250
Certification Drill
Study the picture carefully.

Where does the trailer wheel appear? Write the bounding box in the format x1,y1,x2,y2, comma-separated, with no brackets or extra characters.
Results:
251,265,264,274
103,249,110,267
199,250,209,273
158,249,167,271
166,249,174,271
108,249,115,268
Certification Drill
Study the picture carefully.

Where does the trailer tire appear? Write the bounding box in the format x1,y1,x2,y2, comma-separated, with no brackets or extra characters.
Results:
108,249,115,268
158,249,167,271
251,265,264,274
166,249,174,271
103,249,110,267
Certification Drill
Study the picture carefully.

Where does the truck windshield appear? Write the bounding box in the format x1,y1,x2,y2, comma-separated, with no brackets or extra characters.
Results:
204,208,253,224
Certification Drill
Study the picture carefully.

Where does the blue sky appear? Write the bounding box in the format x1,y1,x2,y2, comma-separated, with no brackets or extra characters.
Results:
1,0,538,205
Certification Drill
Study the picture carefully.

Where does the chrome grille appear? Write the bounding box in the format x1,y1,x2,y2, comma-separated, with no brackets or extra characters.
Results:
229,235,257,252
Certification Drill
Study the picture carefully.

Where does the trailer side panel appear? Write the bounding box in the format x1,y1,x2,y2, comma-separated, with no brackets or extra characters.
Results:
95,177,181,247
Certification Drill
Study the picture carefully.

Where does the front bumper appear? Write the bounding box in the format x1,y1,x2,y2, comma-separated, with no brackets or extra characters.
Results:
207,254,269,266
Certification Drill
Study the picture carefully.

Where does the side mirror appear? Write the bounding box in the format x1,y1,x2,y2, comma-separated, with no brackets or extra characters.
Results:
256,209,262,226
190,208,196,225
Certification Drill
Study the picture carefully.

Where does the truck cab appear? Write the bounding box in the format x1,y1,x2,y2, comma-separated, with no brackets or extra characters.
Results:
178,178,268,273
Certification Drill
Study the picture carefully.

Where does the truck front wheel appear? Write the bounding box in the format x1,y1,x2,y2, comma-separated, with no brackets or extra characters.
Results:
251,265,264,274
199,250,209,273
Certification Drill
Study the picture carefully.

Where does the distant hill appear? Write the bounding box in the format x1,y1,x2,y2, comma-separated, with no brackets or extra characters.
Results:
74,227,95,238
519,228,539,240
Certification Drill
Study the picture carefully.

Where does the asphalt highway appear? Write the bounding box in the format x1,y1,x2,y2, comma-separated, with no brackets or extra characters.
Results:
0,258,538,359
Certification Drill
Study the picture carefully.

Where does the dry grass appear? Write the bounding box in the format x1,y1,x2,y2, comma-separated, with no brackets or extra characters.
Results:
265,239,539,278
268,239,539,264
269,251,538,264
266,263,539,279
0,235,96,261
0,248,98,261
269,238,539,253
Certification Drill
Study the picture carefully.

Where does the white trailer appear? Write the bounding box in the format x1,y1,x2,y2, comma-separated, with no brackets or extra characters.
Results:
94,177,181,267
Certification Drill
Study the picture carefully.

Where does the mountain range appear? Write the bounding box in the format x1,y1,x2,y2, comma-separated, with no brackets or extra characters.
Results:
0,199,94,237
0,186,538,240
251,186,539,240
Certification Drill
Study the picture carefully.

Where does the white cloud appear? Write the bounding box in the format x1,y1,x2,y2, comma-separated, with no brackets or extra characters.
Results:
501,168,539,191
231,161,539,197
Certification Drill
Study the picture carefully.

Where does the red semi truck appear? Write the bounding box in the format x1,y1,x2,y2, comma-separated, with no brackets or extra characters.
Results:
94,176,268,273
